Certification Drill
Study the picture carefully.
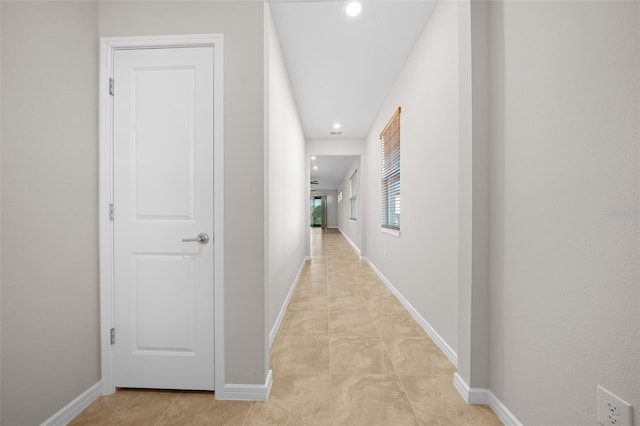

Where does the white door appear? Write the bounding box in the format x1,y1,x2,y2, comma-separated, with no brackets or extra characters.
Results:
112,46,215,390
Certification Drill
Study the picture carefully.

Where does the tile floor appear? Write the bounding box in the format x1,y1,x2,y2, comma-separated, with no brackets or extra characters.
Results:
70,229,502,425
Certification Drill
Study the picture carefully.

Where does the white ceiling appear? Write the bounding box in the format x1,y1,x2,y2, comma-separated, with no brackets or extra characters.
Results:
310,155,358,190
270,0,437,140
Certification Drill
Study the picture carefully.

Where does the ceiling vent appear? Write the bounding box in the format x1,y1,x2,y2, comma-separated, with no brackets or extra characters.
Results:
330,131,343,135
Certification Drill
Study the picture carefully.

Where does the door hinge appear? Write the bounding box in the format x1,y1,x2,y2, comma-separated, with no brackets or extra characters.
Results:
109,203,114,221
110,328,116,345
109,78,114,96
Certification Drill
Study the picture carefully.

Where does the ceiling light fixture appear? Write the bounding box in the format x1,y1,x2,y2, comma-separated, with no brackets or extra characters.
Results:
345,1,362,17
311,156,317,160
333,123,342,129
313,166,318,170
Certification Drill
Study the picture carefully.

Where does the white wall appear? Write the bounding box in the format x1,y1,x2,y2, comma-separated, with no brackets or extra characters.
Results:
338,157,361,251
363,0,460,354
487,1,640,424
265,4,307,345
1,3,100,424
307,139,365,156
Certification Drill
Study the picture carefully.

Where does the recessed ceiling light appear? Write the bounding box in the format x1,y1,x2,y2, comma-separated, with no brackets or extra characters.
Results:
333,123,342,129
311,156,317,160
345,1,362,17
313,166,318,170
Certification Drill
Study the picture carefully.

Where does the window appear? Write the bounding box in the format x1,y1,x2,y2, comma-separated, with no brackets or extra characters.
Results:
380,107,400,231
349,169,358,221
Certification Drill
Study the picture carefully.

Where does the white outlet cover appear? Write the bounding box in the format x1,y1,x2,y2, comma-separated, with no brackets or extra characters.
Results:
597,385,633,426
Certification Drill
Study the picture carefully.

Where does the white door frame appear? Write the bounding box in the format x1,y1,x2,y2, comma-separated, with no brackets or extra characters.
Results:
98,34,225,395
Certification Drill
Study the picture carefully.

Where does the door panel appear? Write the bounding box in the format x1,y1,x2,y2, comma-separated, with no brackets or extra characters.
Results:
134,254,196,353
113,47,215,390
134,67,195,220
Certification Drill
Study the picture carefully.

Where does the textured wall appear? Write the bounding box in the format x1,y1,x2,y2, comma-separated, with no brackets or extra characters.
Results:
1,2,100,424
487,1,640,424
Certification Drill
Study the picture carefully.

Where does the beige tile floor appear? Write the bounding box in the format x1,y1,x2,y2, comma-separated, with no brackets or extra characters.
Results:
70,229,502,425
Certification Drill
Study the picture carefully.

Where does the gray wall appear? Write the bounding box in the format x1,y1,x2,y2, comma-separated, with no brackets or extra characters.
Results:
1,1,272,424
486,1,640,424
1,3,100,425
98,0,268,389
0,2,3,422
456,0,492,391
363,0,460,353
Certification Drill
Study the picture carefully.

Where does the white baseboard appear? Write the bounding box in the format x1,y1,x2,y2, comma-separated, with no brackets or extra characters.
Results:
41,381,101,426
337,227,361,256
453,373,522,426
453,372,487,404
362,257,457,367
216,370,272,401
269,257,307,348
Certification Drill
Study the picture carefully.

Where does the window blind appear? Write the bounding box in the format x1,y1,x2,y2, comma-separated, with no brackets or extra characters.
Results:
380,107,400,230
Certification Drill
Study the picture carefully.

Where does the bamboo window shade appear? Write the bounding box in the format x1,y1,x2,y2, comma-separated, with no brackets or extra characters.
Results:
380,107,401,230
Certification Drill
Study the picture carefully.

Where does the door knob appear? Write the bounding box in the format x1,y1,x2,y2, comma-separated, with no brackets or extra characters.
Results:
182,232,210,244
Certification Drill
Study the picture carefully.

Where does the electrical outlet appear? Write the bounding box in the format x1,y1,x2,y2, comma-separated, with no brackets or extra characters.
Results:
597,385,633,426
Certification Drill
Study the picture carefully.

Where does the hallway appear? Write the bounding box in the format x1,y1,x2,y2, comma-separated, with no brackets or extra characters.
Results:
70,229,501,425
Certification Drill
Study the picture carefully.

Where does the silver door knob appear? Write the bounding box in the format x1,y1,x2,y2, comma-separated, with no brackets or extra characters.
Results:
182,232,210,244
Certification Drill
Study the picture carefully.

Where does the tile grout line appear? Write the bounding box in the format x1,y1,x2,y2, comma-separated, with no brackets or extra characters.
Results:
153,391,183,426
241,400,252,426
325,232,333,426
358,260,424,426
370,317,424,425
332,233,377,424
